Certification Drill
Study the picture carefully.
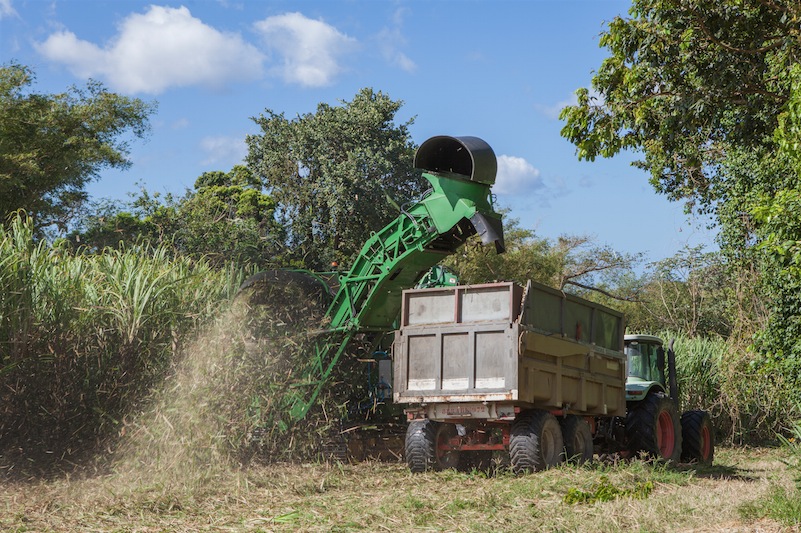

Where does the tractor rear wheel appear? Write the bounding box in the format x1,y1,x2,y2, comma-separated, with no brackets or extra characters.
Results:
510,410,564,473
626,393,682,463
405,420,460,472
681,410,714,465
560,415,594,464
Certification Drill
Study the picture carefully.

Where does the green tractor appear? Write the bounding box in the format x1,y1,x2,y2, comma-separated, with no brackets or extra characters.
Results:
623,334,714,464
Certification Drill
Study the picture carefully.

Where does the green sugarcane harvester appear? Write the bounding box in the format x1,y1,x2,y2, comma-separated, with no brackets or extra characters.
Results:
240,135,505,424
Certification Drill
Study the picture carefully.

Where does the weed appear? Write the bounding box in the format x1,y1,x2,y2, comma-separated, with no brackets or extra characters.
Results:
563,475,654,504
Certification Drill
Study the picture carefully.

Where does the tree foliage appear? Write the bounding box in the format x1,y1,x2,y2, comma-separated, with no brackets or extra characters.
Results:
748,64,801,384
560,1,801,430
0,63,155,232
245,88,423,270
443,217,640,302
74,166,283,268
625,246,732,337
560,0,800,211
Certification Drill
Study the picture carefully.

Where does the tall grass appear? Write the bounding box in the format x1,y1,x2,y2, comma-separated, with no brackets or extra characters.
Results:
669,332,801,443
1,214,360,484
0,215,240,476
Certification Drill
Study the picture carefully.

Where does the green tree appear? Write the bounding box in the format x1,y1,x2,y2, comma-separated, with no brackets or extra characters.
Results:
558,0,800,340
443,217,639,302
748,64,801,391
559,0,801,433
559,0,800,212
0,63,155,232
245,88,423,270
75,166,283,268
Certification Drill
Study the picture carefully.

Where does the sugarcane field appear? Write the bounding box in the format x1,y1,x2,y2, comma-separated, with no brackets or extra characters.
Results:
2,1,801,532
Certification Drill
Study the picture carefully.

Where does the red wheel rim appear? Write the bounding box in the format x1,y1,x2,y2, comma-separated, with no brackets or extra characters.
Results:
436,426,458,467
656,410,675,458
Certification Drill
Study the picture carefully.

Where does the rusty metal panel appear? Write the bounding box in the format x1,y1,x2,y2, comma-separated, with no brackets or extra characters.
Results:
407,333,438,391
442,332,470,390
517,330,626,416
393,321,518,402
404,291,456,326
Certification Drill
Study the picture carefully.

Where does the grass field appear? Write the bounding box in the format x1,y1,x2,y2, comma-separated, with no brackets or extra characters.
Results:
1,447,796,532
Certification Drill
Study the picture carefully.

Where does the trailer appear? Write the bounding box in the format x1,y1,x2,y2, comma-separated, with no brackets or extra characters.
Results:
393,280,627,472
393,279,716,472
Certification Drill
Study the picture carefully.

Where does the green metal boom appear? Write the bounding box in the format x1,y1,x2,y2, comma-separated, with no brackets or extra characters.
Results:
287,135,505,420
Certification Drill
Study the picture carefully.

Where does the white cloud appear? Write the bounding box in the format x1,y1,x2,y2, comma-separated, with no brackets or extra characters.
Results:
254,12,356,87
0,0,17,19
200,135,247,166
375,8,416,73
535,88,604,120
35,5,264,94
495,155,543,195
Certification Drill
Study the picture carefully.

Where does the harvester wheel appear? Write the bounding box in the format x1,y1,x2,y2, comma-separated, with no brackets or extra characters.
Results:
405,420,461,472
626,393,682,463
560,415,594,464
510,410,564,474
681,410,714,465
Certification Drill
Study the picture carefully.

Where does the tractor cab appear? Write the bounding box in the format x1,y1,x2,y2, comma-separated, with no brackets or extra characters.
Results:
624,334,676,403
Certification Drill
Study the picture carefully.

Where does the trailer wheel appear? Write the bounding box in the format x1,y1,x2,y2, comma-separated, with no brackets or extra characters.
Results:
405,420,460,472
626,393,682,463
681,410,714,465
405,419,435,473
560,415,594,464
510,410,564,474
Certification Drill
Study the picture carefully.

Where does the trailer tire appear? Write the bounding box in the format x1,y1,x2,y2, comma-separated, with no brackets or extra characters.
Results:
405,420,460,473
681,410,714,465
560,415,594,464
510,410,564,474
405,419,435,473
626,393,682,463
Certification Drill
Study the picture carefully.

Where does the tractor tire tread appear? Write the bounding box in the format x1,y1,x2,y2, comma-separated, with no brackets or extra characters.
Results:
681,410,714,465
626,393,682,462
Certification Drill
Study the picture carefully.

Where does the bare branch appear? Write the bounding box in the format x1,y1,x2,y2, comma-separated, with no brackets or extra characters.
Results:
563,280,641,302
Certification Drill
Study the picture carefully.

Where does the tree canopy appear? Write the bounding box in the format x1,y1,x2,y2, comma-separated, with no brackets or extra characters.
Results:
74,166,283,268
560,0,800,211
245,88,422,270
0,63,155,232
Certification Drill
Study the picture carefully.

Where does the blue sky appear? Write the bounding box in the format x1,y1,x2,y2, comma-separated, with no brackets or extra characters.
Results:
0,0,715,263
